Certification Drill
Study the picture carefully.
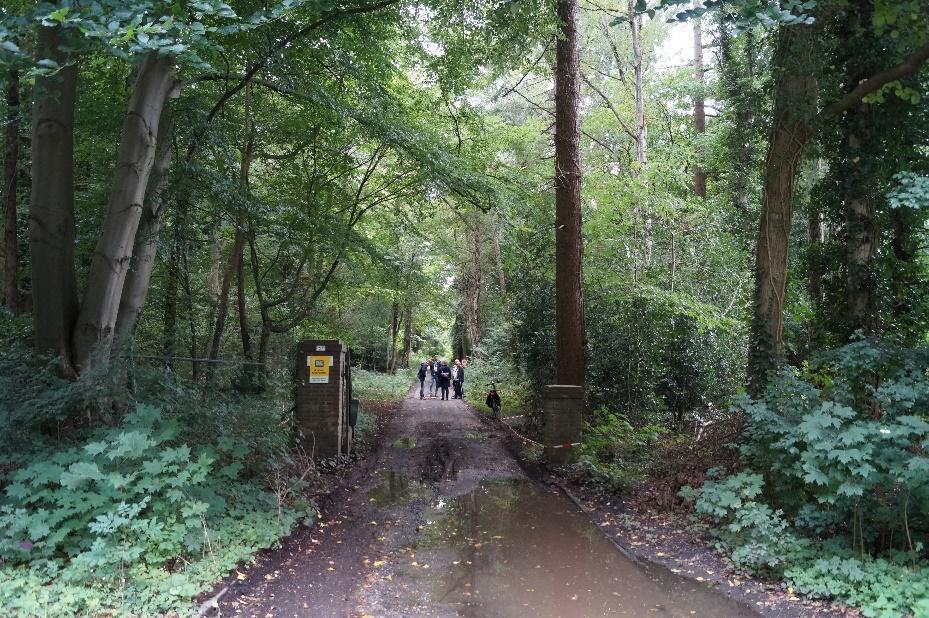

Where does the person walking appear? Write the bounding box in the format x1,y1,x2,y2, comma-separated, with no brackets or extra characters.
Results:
450,361,460,399
428,355,439,398
453,359,465,399
417,359,429,399
438,361,452,400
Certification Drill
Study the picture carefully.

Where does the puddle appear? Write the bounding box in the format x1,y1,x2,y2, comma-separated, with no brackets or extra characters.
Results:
398,480,757,617
367,471,428,506
392,437,417,449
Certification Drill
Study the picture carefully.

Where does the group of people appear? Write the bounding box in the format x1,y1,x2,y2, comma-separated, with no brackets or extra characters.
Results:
417,356,466,401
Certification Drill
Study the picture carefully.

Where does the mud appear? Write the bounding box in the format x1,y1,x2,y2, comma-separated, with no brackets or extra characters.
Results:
214,387,763,617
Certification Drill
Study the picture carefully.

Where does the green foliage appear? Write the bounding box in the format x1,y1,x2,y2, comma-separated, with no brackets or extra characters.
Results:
352,367,415,401
586,288,746,429
0,404,307,616
682,471,806,573
888,172,929,211
738,340,929,535
464,322,533,417
683,473,929,617
573,408,667,492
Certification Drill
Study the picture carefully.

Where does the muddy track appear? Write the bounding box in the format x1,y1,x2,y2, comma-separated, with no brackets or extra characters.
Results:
211,386,766,617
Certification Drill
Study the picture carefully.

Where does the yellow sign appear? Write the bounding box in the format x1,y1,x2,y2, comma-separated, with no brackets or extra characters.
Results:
307,355,332,383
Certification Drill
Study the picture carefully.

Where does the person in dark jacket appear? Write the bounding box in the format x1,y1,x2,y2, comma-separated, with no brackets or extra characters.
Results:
417,360,429,399
438,361,452,400
452,359,465,399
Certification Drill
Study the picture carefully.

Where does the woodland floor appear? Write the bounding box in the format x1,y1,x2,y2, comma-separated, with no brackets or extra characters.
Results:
204,386,852,617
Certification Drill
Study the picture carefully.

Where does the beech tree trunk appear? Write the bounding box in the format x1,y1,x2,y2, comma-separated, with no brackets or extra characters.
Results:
72,52,176,370
29,25,79,373
692,17,707,197
114,113,175,349
3,71,22,313
806,205,825,308
462,209,484,349
554,0,585,386
629,0,646,166
747,27,816,395
237,244,252,360
491,221,506,296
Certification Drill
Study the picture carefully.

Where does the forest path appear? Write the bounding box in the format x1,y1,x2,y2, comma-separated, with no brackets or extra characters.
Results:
216,387,757,617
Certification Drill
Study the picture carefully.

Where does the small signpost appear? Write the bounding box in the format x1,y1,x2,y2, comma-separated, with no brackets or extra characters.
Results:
295,340,356,457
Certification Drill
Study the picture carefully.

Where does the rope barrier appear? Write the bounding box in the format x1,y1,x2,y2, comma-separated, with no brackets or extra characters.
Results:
496,414,580,451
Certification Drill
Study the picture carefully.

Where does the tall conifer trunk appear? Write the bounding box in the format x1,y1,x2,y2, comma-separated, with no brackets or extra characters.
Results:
554,0,585,386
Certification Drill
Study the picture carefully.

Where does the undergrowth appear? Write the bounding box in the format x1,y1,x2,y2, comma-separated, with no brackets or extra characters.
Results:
0,329,316,616
352,367,415,401
680,340,929,618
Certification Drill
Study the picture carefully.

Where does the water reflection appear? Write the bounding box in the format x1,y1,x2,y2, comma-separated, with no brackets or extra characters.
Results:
367,470,428,506
410,480,756,617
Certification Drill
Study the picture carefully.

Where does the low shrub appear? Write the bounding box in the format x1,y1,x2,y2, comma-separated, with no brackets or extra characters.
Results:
0,404,310,615
571,408,667,492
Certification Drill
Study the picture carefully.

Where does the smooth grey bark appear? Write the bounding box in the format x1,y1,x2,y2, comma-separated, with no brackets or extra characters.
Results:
3,70,22,313
113,113,175,349
629,0,646,166
72,51,177,370
29,25,80,374
692,17,707,197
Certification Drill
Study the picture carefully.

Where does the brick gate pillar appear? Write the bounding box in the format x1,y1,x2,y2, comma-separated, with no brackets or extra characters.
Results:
542,384,583,464
295,340,350,457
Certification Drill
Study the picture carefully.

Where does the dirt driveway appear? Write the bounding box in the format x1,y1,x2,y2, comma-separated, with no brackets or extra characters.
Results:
215,387,758,617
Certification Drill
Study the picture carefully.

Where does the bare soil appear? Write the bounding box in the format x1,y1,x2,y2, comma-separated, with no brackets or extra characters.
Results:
203,386,848,617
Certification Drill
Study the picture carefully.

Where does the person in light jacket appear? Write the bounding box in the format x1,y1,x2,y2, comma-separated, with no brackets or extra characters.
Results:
452,359,465,399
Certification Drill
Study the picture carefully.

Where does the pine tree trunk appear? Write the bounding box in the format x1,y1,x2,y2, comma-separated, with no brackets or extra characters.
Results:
3,70,22,313
72,52,176,371
29,24,79,374
554,0,585,386
692,17,707,197
114,113,175,349
747,27,816,395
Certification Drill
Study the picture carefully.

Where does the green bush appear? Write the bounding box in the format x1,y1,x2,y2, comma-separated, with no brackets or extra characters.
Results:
572,408,667,491
681,340,929,617
738,339,929,544
464,322,533,417
681,471,807,573
0,404,310,615
683,472,929,617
